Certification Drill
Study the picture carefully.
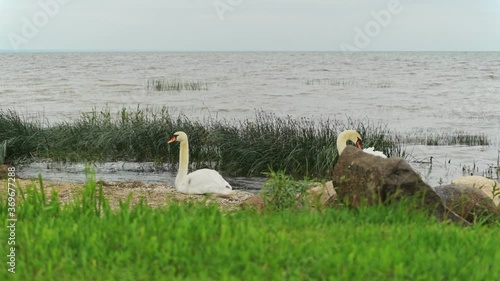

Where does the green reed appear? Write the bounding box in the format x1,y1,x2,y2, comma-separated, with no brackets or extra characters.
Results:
210,113,398,178
0,107,399,178
260,170,312,211
0,140,6,164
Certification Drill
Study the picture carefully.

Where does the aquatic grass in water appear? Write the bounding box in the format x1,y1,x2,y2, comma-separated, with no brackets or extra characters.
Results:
305,78,356,87
146,78,209,91
1,173,500,280
304,78,392,88
403,129,490,146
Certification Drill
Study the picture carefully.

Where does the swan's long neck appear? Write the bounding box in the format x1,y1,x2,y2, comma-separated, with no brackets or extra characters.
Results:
176,140,189,186
336,133,348,155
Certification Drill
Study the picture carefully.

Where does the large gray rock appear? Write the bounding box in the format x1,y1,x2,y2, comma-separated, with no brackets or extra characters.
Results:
332,146,468,225
434,184,499,223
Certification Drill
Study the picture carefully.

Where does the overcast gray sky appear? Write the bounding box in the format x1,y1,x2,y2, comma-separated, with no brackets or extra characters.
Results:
1,0,499,51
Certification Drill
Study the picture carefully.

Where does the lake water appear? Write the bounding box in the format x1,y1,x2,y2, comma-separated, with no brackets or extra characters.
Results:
1,52,499,188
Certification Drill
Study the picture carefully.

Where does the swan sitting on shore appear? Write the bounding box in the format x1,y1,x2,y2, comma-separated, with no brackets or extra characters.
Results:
337,130,387,158
168,131,233,195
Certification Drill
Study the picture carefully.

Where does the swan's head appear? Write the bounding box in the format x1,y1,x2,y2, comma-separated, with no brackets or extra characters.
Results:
342,130,363,148
337,130,363,154
168,131,188,143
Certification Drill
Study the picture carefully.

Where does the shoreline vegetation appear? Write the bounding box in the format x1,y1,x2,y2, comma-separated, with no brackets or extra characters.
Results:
1,105,499,280
0,107,493,179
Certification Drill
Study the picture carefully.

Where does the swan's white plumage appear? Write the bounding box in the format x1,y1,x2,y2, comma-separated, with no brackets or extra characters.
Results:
176,169,233,195
169,131,233,195
361,147,387,158
337,130,387,158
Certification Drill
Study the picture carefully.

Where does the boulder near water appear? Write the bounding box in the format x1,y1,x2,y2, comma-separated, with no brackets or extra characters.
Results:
332,146,468,225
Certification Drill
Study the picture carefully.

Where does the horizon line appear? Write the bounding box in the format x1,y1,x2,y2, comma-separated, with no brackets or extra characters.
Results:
1,49,499,54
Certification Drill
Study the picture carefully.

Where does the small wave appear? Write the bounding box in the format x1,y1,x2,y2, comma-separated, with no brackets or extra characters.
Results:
298,92,313,96
426,82,443,87
217,108,251,113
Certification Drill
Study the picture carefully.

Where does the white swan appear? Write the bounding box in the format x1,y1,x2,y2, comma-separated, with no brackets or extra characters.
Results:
168,131,233,195
337,130,387,158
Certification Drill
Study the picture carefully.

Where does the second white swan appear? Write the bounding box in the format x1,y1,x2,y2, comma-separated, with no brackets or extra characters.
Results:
337,130,387,158
168,131,233,195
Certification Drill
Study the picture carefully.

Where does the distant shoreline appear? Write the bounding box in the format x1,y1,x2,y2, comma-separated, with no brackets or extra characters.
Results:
1,50,500,54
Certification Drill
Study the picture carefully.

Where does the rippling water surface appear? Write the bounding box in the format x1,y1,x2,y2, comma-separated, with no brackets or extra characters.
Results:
1,52,499,187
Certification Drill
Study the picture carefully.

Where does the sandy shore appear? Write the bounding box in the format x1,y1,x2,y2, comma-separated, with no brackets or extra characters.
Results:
1,178,256,211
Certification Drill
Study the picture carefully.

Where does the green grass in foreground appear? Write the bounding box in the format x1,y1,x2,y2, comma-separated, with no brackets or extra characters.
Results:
1,174,499,281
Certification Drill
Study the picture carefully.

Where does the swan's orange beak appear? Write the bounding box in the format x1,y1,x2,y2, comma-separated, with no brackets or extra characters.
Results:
356,138,362,149
167,136,177,143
